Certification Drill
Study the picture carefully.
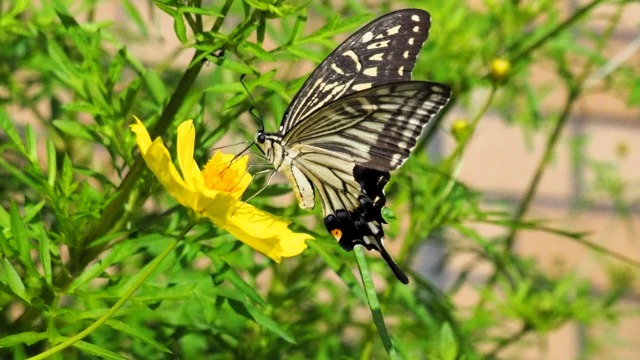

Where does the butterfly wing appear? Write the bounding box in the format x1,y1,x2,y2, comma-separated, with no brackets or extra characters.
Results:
288,147,409,283
283,81,451,171
280,9,432,133
280,82,450,284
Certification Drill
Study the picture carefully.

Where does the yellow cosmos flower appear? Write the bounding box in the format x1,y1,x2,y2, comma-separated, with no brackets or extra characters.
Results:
130,118,310,262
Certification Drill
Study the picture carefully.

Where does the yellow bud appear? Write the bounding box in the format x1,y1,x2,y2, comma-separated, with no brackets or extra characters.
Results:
490,58,510,83
451,119,471,142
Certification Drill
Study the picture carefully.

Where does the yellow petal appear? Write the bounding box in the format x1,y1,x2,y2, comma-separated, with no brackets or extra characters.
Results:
176,120,201,187
131,118,198,210
130,117,152,153
215,203,310,263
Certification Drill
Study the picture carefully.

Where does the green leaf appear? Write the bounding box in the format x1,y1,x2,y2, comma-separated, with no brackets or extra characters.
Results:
142,69,167,105
218,58,256,74
121,0,148,37
66,239,135,293
241,41,275,61
0,331,48,347
203,82,245,94
307,241,366,303
223,269,266,306
287,45,323,63
2,259,31,304
60,154,75,196
299,13,371,44
354,246,398,359
178,6,223,17
37,225,53,286
0,109,27,156
438,323,458,360
46,139,57,186
53,120,94,141
73,340,128,360
105,319,172,353
51,0,80,30
173,13,187,44
25,124,37,163
108,48,127,87
9,203,31,270
227,299,296,344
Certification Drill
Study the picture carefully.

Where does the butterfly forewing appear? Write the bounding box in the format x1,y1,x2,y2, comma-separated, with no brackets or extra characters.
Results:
280,9,432,133
283,81,451,172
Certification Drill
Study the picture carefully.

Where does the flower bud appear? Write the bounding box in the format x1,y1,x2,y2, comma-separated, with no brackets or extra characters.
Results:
451,119,471,142
490,58,510,83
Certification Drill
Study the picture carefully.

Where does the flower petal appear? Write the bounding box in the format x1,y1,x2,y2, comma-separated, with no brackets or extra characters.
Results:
176,120,201,187
130,117,152,152
131,118,198,209
215,203,310,263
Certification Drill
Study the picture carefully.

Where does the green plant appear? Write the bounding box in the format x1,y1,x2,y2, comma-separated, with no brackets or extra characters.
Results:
1,0,638,359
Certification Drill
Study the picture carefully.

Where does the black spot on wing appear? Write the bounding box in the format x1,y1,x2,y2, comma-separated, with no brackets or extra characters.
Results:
324,208,409,284
353,165,389,206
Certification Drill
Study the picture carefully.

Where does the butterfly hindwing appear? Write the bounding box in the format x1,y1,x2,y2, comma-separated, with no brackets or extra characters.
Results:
280,9,432,133
289,144,410,283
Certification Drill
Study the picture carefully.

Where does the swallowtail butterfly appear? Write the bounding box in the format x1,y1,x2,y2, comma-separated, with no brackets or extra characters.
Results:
255,9,451,284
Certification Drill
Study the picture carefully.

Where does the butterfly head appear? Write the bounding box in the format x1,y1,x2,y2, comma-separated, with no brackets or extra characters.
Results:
254,129,269,157
254,130,285,168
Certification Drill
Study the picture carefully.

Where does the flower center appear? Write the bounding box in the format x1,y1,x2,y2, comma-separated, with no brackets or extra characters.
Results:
201,157,243,193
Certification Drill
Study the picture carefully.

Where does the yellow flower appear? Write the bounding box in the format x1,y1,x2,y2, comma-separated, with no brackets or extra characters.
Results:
130,118,310,262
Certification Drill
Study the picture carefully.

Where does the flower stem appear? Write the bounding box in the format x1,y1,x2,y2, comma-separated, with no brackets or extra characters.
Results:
354,246,399,360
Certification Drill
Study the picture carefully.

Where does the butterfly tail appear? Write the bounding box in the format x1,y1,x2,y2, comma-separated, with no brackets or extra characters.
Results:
376,242,409,284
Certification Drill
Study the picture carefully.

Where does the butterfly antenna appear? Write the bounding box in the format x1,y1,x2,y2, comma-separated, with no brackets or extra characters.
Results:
210,139,253,152
240,74,265,132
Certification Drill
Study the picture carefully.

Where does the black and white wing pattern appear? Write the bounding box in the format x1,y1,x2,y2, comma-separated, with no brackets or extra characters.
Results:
255,9,451,284
280,9,432,133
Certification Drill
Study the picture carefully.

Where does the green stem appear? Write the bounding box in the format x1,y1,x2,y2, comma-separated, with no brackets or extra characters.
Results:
398,86,496,265
75,0,237,272
354,246,399,360
29,222,197,360
510,0,607,64
477,4,624,356
503,88,579,250
484,324,532,358
504,0,621,251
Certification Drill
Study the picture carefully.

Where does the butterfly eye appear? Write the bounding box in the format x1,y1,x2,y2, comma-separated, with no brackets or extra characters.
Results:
256,131,266,144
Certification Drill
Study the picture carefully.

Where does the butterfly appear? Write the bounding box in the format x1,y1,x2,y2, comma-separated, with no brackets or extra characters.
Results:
254,9,451,284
